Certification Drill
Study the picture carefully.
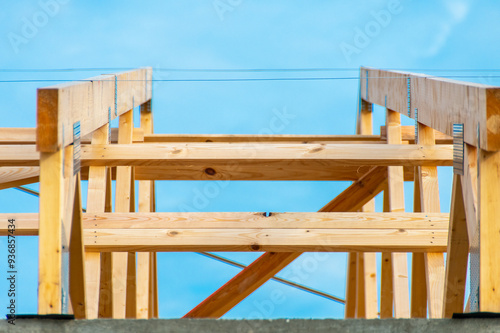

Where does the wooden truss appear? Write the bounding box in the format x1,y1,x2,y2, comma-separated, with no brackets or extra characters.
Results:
1,66,499,319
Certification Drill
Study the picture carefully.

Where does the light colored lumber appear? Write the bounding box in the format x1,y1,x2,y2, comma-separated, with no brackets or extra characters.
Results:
386,109,410,318
344,252,357,318
82,219,448,253
0,167,39,190
417,123,445,319
69,173,87,319
479,149,500,311
38,149,64,314
411,166,427,318
0,212,449,234
144,133,381,143
380,187,393,318
85,124,109,319
443,174,469,318
80,143,453,168
36,68,152,152
361,67,500,151
462,144,478,242
2,143,452,168
137,101,153,319
110,110,134,319
359,103,378,319
380,126,452,144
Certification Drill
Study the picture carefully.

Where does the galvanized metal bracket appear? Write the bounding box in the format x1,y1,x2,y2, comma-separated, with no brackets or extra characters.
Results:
453,123,464,175
73,121,81,175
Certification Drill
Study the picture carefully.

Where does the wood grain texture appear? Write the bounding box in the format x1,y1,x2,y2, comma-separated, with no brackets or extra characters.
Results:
85,124,109,319
479,149,500,311
386,109,410,319
0,166,39,190
443,174,469,318
361,67,500,151
38,150,63,314
36,68,152,152
380,126,452,144
417,123,445,319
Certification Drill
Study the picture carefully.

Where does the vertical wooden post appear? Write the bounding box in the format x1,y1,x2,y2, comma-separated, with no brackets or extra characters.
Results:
347,99,377,318
411,156,427,318
386,109,410,318
110,109,135,318
85,124,109,319
69,173,87,318
380,186,393,318
137,101,154,318
479,149,500,311
417,123,445,318
443,174,469,317
38,149,64,314
99,167,114,318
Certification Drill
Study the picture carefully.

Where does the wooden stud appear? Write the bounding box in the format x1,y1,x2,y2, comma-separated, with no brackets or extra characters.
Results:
38,150,64,314
85,124,109,319
443,174,469,317
417,123,445,318
479,149,500,311
411,167,427,318
69,173,87,319
110,109,134,319
386,109,410,318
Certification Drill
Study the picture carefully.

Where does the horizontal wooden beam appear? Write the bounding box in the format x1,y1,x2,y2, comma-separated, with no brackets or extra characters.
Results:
36,68,152,152
0,164,417,184
144,134,381,143
380,126,452,144
0,167,39,190
0,212,448,252
0,128,144,145
81,143,452,167
361,67,500,151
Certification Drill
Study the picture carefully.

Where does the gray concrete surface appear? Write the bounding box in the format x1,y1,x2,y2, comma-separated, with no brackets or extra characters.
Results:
2,318,500,333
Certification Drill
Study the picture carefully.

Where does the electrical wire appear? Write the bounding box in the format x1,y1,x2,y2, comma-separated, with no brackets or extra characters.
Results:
1,75,500,83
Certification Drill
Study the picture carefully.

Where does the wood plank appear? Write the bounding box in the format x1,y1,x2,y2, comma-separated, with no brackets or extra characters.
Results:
80,143,453,168
462,144,478,242
386,109,410,318
36,68,152,152
411,167,427,318
1,143,453,168
85,124,109,319
83,225,447,253
110,110,134,319
417,123,445,319
137,101,153,319
357,101,378,319
0,167,39,190
380,186,393,319
0,212,450,235
344,252,357,318
443,174,469,318
479,149,500,311
69,173,87,319
380,126,452,144
0,127,143,145
145,134,381,143
361,67,500,151
38,150,64,314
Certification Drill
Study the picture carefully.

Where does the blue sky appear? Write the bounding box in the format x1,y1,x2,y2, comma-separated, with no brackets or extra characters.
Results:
1,0,500,319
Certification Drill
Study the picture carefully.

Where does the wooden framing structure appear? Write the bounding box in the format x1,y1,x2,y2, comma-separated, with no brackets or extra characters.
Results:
1,66,500,318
